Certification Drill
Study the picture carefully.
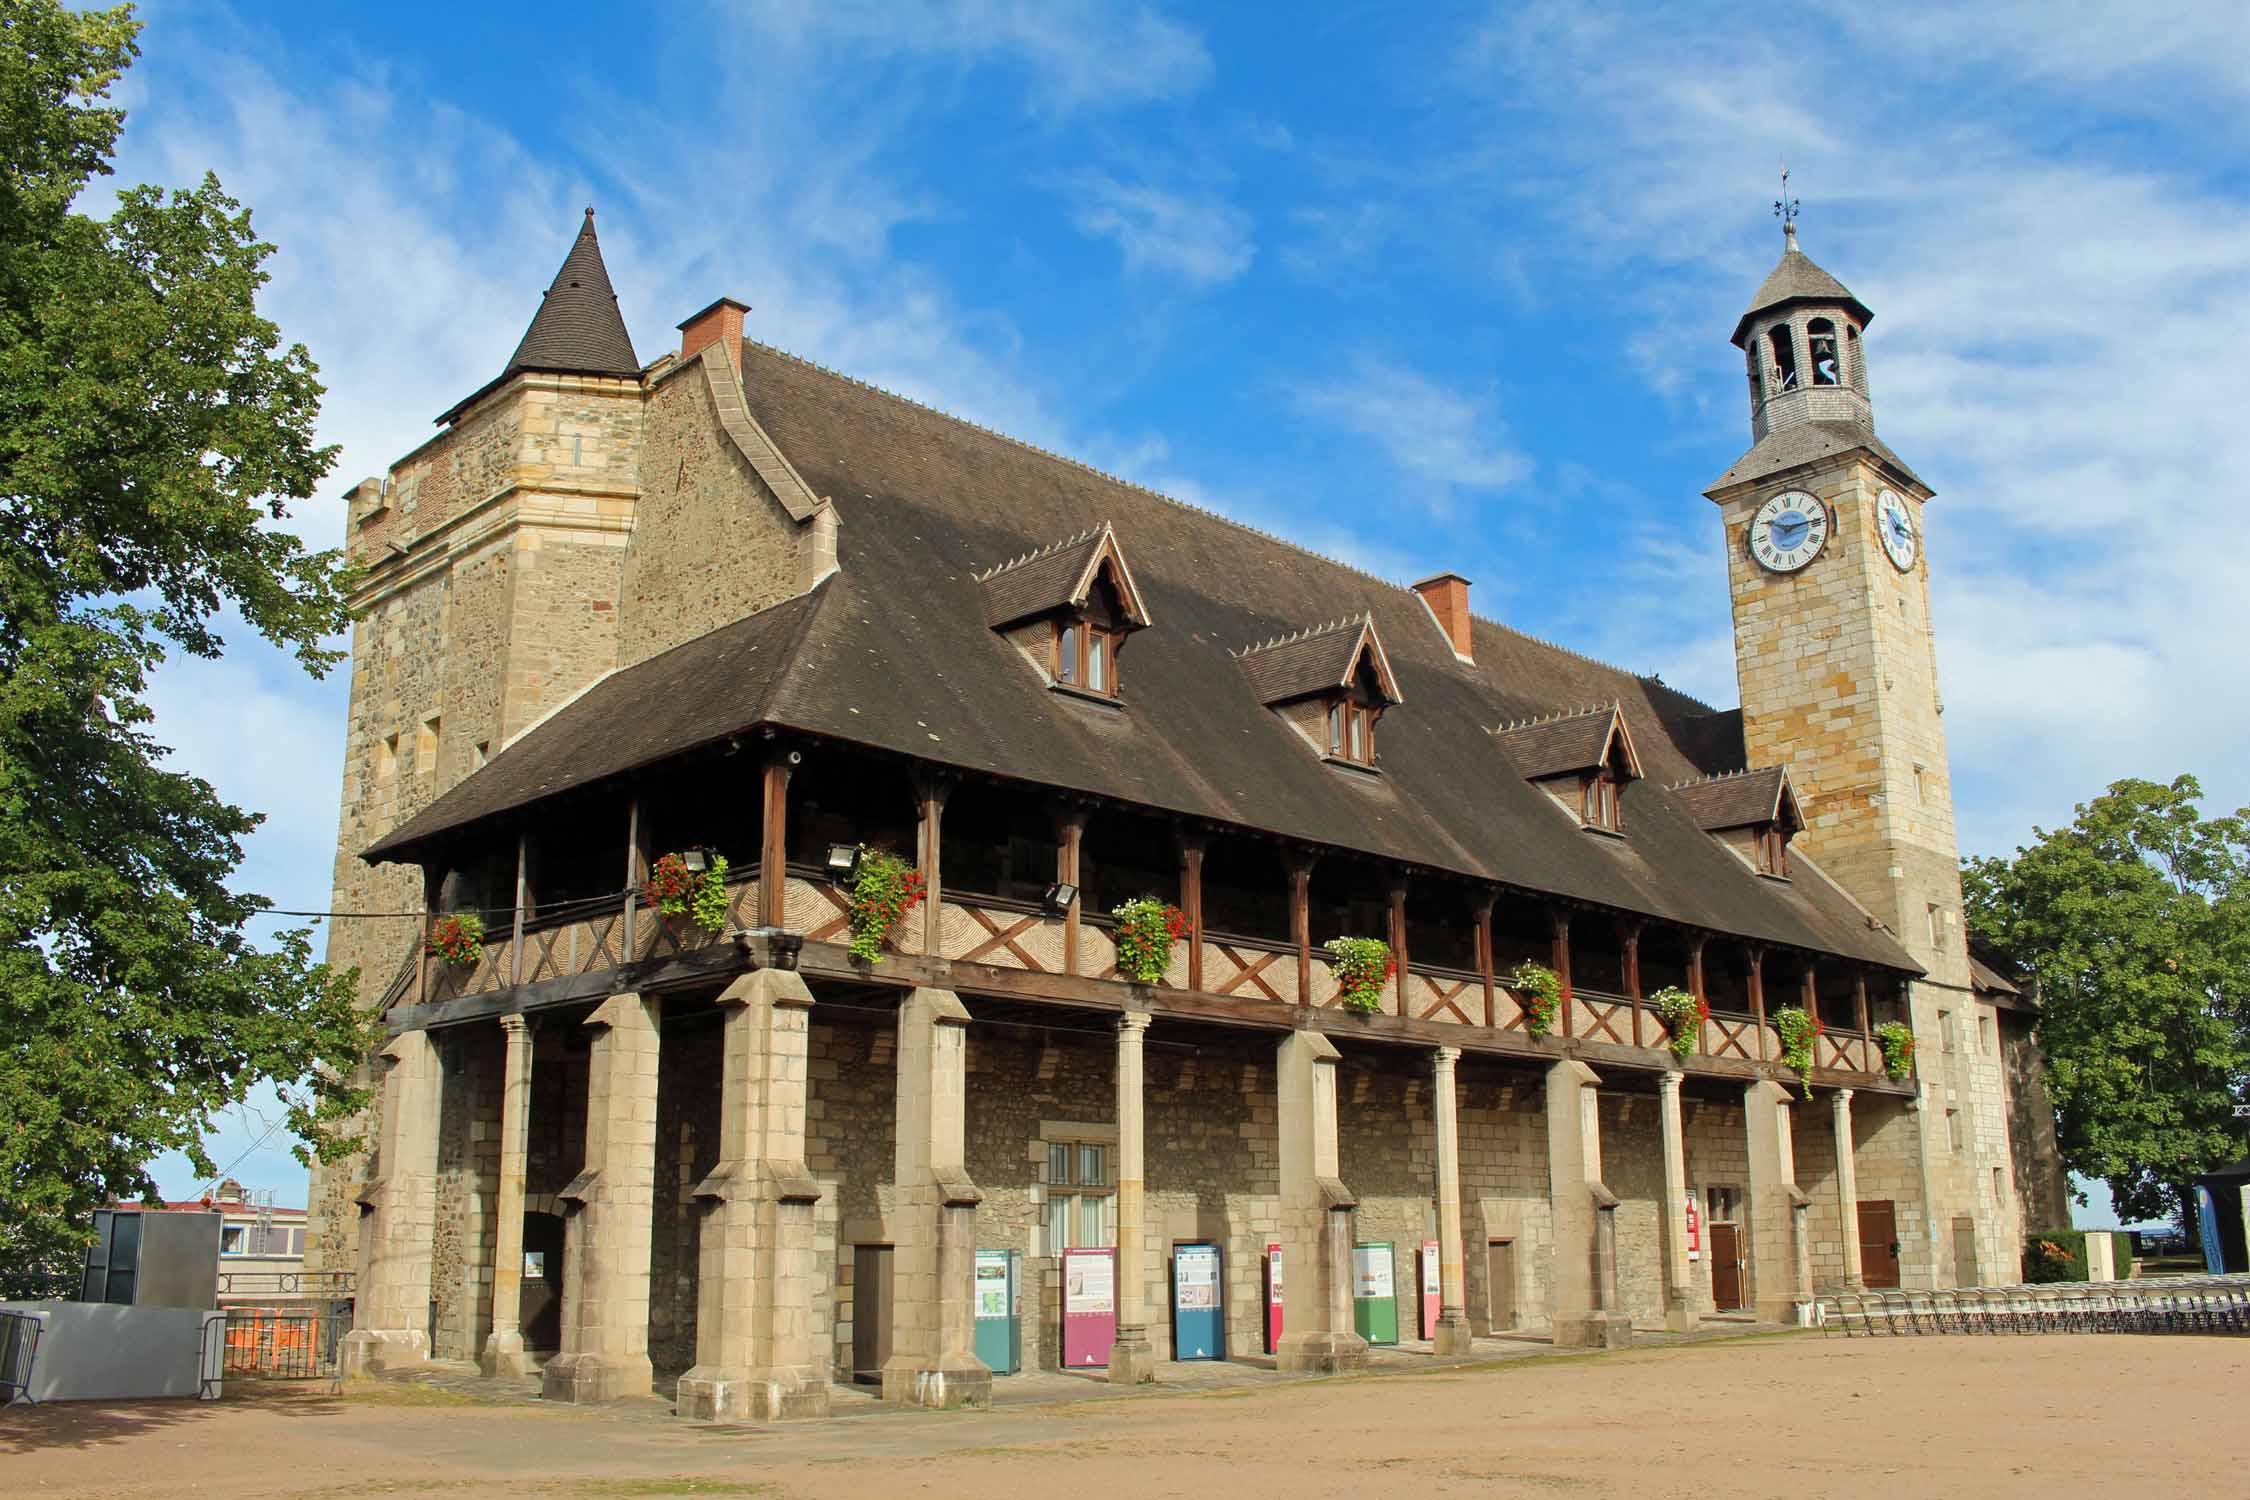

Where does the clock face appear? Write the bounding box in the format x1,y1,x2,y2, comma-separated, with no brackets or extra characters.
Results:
1876,488,1918,571
1746,490,1830,573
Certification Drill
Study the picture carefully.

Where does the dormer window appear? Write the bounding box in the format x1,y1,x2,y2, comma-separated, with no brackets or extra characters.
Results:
978,522,1152,702
1238,613,1401,773
1492,703,1644,834
1670,766,1804,881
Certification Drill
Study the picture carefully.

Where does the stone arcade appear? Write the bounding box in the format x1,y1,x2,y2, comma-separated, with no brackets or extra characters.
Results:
313,210,2057,1413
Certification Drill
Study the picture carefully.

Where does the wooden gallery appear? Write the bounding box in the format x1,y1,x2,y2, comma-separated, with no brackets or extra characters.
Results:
310,212,2052,1419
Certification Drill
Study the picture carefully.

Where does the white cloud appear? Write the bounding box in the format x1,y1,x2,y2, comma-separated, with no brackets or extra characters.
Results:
1287,354,1531,502
1061,169,1256,285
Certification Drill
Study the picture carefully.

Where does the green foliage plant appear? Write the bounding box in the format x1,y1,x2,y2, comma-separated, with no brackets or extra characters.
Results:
1647,985,1705,1061
1962,774,2250,1225
0,0,373,1289
1324,936,1393,1014
1773,1005,1821,1097
1112,897,1184,984
845,850,924,964
1874,1020,1916,1081
1510,961,1563,1039
688,855,730,934
424,912,485,969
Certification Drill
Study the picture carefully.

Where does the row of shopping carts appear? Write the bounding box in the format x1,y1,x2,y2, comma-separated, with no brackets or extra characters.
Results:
1823,1274,2250,1336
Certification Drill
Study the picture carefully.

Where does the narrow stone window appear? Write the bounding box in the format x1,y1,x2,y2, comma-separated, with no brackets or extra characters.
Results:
418,715,441,775
1808,317,1840,386
1767,323,1798,392
1947,1108,1964,1152
1992,1166,2006,1201
472,740,490,770
1980,1013,1996,1056
377,733,399,782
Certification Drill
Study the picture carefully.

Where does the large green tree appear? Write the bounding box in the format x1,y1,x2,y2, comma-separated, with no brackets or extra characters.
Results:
1962,776,2250,1226
0,0,372,1289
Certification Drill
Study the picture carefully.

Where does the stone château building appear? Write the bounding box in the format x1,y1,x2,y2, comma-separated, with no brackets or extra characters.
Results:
309,208,2056,1417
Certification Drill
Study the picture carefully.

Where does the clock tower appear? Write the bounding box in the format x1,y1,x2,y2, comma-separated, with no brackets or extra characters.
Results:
1706,219,2020,1289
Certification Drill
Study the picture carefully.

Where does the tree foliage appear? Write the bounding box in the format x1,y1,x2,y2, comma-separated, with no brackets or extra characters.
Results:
0,0,373,1288
1962,776,2250,1225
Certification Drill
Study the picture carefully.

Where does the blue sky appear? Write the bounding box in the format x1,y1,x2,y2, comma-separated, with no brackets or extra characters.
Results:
105,1,2249,1224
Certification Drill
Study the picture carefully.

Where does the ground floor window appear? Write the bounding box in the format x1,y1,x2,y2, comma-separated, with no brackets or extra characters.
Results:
1043,1140,1115,1253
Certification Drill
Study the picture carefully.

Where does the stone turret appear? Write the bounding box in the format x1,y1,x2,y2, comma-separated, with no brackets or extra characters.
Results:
1733,224,1875,441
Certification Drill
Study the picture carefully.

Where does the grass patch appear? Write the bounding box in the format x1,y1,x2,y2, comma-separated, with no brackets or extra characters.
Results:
573,1480,774,1499
338,1379,503,1408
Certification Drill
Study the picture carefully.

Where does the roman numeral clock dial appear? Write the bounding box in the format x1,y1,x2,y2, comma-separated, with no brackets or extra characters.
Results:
1746,489,1830,573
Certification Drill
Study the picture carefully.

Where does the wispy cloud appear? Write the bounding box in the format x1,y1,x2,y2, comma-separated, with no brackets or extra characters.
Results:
1286,354,1531,503
1060,170,1256,285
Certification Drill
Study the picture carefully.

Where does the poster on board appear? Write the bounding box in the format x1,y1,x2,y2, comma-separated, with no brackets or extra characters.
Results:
1061,1247,1116,1368
1264,1242,1284,1353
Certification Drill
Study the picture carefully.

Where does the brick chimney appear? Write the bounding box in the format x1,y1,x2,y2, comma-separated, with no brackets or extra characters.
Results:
677,296,750,370
1411,572,1474,662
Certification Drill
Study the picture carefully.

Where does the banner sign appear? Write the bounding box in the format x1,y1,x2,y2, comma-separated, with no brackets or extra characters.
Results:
1061,1246,1116,1368
1265,1242,1284,1353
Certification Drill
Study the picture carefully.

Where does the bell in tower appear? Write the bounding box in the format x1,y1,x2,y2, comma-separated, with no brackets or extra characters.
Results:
1733,217,1875,443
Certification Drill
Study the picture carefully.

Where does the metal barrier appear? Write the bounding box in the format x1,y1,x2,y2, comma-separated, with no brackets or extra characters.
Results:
216,1270,356,1301
1824,1274,2250,1337
0,1308,42,1405
216,1302,351,1391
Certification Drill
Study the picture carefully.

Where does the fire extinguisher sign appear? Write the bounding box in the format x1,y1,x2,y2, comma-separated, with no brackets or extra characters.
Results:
1685,1193,1702,1262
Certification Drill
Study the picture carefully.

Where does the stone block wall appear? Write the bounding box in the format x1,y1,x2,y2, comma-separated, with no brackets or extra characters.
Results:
431,1026,503,1360
1678,1092,1752,1315
1457,1063,1557,1335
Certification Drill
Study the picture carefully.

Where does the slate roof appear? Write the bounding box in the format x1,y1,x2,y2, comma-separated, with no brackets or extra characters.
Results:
1236,616,1397,706
1731,232,1873,346
438,211,640,425
976,524,1149,630
370,338,1923,973
1670,767,1795,831
1708,420,1927,496
1491,706,1637,781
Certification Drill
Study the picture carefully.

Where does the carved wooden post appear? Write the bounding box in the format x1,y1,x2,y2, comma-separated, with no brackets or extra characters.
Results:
1551,908,1574,1039
761,753,792,928
1055,805,1087,977
1178,832,1205,992
622,796,650,961
1802,962,1821,1031
510,834,530,986
1388,882,1409,1017
1854,968,1872,1048
1689,933,1708,1056
1474,894,1497,1028
1621,920,1644,1048
1288,853,1315,1004
1746,944,1768,1062
913,772,951,955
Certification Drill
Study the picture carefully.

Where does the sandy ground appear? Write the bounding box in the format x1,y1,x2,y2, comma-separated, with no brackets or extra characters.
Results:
4,1333,2244,1500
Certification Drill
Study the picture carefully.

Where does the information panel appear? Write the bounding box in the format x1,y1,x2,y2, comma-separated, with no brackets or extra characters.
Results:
1170,1242,1224,1360
1351,1241,1398,1346
1264,1242,1284,1354
1418,1239,1441,1340
973,1248,1018,1376
1061,1246,1116,1369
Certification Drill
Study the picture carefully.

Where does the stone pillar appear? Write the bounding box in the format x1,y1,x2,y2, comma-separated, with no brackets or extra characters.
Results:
882,987,990,1408
1742,1078,1808,1323
1832,1088,1865,1290
341,1029,443,1375
677,971,829,1421
1109,1012,1156,1382
1274,1030,1367,1373
480,1016,535,1376
1429,1047,1472,1354
542,992,660,1404
1656,1070,1697,1332
1546,1058,1630,1347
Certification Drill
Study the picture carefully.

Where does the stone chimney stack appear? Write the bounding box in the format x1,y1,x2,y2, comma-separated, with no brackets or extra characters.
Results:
677,297,749,371
1411,572,1474,662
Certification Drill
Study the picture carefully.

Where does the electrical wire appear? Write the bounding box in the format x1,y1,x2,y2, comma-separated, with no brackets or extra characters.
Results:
252,887,637,923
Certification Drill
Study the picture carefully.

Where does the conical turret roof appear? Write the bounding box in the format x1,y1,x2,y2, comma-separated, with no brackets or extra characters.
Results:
1730,228,1871,347
438,209,640,423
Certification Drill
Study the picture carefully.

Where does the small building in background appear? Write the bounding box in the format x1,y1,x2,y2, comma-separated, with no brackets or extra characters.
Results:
117,1179,315,1305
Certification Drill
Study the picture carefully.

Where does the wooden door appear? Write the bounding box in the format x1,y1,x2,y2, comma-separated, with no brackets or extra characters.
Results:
1952,1217,1981,1288
1710,1223,1745,1310
1857,1200,1900,1288
519,1211,564,1351
851,1244,893,1384
1485,1240,1516,1332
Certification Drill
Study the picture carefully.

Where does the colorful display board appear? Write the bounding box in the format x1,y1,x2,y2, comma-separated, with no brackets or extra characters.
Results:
1170,1242,1225,1360
1351,1240,1398,1345
973,1247,1019,1375
1264,1242,1284,1354
1061,1246,1116,1369
1417,1239,1440,1340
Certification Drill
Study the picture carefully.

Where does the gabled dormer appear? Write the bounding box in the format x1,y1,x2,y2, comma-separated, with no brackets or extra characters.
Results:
977,523,1151,702
1492,703,1644,834
1670,766,1804,878
1236,614,1401,771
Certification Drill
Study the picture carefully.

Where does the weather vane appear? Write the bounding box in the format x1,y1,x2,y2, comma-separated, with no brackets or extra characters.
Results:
1774,165,1799,237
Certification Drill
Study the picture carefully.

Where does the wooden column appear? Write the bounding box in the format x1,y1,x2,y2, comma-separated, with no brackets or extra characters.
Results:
1802,963,1821,1029
1689,934,1708,1056
1474,895,1497,1028
1853,969,1872,1039
510,833,530,986
761,754,792,928
913,773,950,955
622,797,650,958
1178,833,1205,992
1550,908,1574,1038
1388,883,1410,1017
415,866,438,1006
1055,805,1087,977
1288,854,1315,1003
1746,944,1768,1062
1621,920,1644,1048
